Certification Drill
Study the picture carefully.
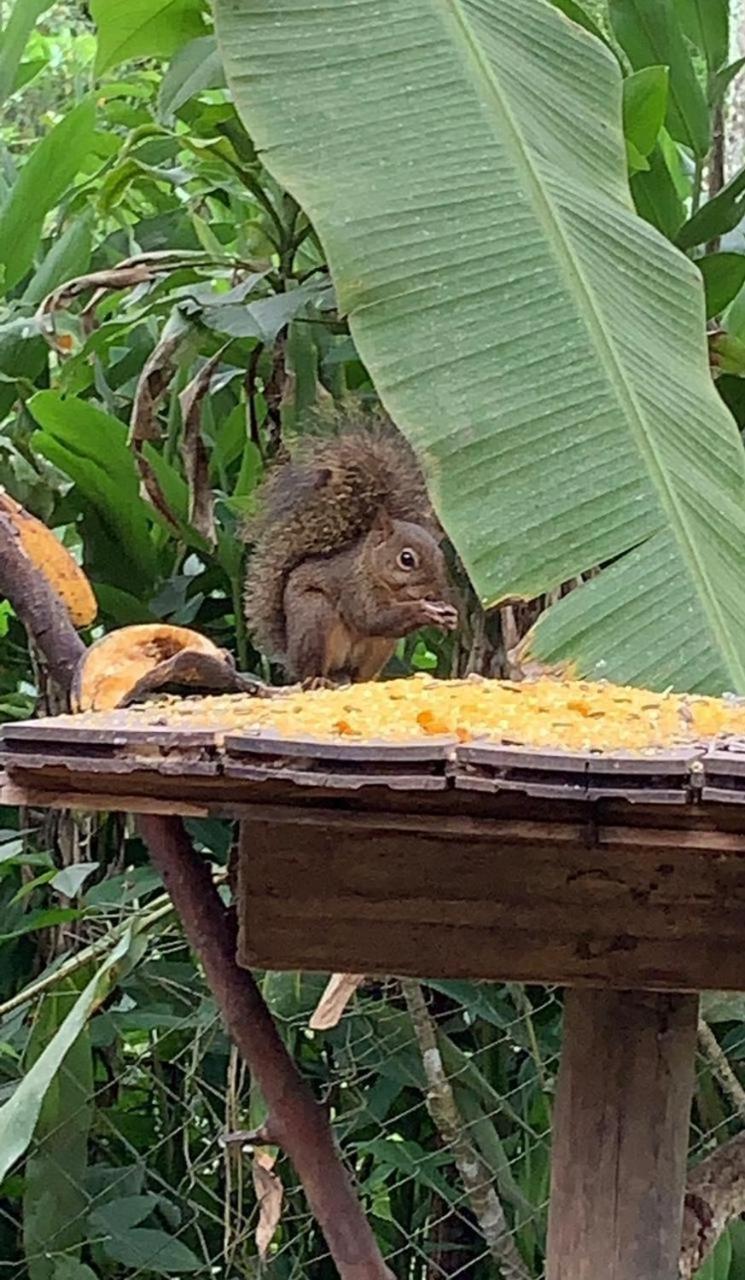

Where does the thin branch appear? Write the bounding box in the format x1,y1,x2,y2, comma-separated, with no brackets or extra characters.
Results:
138,814,394,1280
698,1018,745,1125
402,979,531,1280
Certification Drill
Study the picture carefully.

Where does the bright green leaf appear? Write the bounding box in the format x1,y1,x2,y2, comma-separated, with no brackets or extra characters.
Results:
158,35,225,119
217,0,745,693
623,66,669,158
23,984,93,1280
92,0,208,75
0,932,133,1182
0,0,55,108
0,99,96,291
609,0,711,157
699,253,745,319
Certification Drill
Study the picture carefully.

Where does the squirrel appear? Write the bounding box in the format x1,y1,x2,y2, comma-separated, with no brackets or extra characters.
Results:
244,405,458,684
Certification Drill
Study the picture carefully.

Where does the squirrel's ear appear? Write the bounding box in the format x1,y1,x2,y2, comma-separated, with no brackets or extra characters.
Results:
371,508,394,540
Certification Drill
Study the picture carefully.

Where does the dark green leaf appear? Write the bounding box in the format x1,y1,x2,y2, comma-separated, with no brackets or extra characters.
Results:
89,1195,159,1235
52,1262,99,1280
0,99,96,292
700,253,745,318
22,214,94,307
92,0,208,75
673,0,728,74
548,0,607,41
609,0,711,157
28,391,158,589
158,35,225,119
623,66,669,158
100,1228,201,1274
630,143,686,239
677,165,745,250
711,56,745,106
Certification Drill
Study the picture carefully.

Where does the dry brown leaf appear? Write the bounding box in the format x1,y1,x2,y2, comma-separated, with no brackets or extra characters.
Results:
130,328,186,447
252,1150,283,1259
179,351,226,547
128,323,192,526
309,973,365,1030
0,491,96,627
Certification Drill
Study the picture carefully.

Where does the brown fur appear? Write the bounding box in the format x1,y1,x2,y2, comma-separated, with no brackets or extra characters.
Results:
244,404,435,660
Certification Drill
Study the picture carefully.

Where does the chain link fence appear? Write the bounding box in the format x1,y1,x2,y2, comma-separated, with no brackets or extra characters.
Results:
1,813,745,1279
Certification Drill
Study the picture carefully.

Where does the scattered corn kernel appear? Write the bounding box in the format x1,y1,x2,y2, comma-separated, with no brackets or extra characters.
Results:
46,676,745,754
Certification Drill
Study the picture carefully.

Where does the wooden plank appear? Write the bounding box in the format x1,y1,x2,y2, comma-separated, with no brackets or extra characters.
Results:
236,809,745,989
546,989,697,1279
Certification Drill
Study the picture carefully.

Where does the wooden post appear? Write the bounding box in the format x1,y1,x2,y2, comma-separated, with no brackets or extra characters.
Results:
547,988,698,1280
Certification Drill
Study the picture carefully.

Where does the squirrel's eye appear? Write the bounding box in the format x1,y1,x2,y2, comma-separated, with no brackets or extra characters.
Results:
397,548,418,571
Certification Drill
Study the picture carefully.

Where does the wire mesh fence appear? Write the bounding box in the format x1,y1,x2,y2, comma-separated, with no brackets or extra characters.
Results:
1,818,745,1280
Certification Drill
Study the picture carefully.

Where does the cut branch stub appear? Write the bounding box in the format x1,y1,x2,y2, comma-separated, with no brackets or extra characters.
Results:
71,624,257,712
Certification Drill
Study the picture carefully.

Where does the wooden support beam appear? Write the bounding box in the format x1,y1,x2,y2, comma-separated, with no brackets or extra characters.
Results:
547,988,698,1280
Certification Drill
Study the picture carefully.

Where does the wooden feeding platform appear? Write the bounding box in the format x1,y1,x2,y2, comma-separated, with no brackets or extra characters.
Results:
4,675,745,1278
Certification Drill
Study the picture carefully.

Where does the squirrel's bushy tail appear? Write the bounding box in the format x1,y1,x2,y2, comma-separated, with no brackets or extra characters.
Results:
244,403,433,659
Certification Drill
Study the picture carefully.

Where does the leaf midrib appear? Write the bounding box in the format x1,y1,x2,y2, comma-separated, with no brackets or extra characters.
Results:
440,0,745,685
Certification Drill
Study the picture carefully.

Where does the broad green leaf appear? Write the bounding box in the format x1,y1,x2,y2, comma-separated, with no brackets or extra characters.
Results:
52,1263,99,1280
694,1228,732,1280
23,983,93,1280
678,166,745,251
92,0,208,75
28,391,158,589
699,253,745,319
89,1194,159,1235
217,0,745,693
609,0,711,157
0,99,95,291
21,213,93,307
629,145,691,235
51,863,99,898
548,0,606,42
711,56,745,107
0,0,55,107
623,66,668,158
674,0,729,75
99,1228,201,1274
158,35,225,119
0,932,133,1182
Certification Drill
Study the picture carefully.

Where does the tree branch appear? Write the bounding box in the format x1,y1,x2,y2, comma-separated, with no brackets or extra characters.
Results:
402,979,531,1280
137,814,394,1280
681,1133,745,1278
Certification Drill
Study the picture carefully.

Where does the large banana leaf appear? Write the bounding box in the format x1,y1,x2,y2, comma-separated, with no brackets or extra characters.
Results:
215,0,745,694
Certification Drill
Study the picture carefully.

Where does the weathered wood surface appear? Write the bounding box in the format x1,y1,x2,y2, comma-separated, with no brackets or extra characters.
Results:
6,714,745,989
546,989,698,1280
236,805,745,989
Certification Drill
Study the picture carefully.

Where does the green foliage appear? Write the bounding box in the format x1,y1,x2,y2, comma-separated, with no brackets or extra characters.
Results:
216,0,745,693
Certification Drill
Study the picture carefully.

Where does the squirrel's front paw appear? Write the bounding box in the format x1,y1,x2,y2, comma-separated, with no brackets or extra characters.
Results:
420,600,459,631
